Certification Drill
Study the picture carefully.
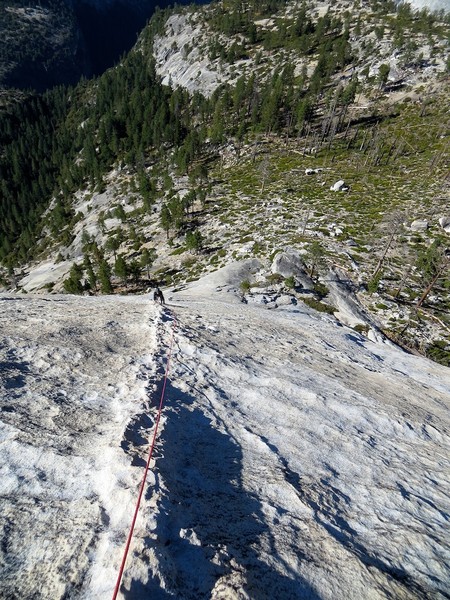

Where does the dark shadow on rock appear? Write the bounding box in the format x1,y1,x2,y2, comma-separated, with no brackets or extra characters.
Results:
0,357,31,391
124,381,322,600
121,413,155,467
344,333,366,347
125,579,173,600
120,334,169,467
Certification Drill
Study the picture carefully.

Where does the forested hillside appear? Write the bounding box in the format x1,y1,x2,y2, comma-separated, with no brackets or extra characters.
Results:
0,0,449,363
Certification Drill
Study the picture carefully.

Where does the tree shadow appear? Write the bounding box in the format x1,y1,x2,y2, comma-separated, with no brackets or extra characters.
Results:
124,381,322,600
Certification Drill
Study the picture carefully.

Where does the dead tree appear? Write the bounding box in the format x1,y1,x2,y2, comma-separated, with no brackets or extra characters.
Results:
371,211,405,280
416,245,450,308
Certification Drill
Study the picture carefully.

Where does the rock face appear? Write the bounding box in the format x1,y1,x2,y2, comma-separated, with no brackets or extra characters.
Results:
271,249,314,290
153,14,224,98
402,0,450,11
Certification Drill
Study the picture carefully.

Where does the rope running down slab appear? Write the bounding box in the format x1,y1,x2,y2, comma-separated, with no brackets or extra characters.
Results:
112,310,177,600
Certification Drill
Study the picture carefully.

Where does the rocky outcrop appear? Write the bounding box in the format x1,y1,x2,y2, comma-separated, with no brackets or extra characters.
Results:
400,0,450,11
153,14,233,98
271,249,314,290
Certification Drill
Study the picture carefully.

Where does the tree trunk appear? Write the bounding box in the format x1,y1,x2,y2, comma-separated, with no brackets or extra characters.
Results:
416,263,448,308
394,267,411,299
371,229,396,280
302,209,311,236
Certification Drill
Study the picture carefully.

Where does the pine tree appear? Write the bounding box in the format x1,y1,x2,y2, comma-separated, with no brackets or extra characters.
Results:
99,260,113,294
168,197,185,232
186,229,204,253
105,235,121,259
141,247,157,279
84,256,97,292
160,204,172,238
378,64,390,89
63,263,84,294
114,255,128,286
416,241,450,308
306,242,326,278
128,260,142,284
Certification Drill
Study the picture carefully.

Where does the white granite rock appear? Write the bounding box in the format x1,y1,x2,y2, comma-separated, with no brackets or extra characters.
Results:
410,219,429,232
330,180,349,192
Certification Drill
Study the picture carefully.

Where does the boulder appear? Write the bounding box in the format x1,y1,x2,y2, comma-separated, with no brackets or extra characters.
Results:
330,180,349,192
368,328,386,344
329,225,343,237
410,219,428,232
438,217,450,233
271,249,314,290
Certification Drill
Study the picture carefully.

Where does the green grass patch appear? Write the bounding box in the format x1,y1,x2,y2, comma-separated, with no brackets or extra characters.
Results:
302,297,336,314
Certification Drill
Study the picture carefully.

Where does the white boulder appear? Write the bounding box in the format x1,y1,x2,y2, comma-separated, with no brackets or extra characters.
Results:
330,180,349,192
410,220,429,232
438,217,450,233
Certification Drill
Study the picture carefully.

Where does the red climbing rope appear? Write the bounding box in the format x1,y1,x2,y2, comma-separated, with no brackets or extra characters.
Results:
112,311,177,600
